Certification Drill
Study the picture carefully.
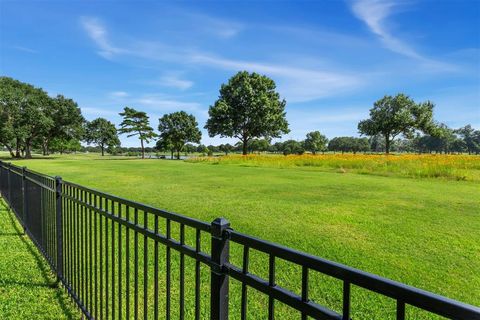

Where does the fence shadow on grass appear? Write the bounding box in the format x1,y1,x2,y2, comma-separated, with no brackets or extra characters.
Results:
0,200,78,320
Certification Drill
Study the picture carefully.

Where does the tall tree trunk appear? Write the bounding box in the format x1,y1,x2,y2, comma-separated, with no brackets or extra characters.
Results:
177,150,180,160
15,138,21,158
5,145,15,158
101,144,105,156
25,139,32,159
140,139,145,159
242,137,248,155
385,136,391,154
42,138,49,156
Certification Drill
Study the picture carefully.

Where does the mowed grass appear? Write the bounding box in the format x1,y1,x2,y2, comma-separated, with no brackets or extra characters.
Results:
5,153,480,319
0,201,80,319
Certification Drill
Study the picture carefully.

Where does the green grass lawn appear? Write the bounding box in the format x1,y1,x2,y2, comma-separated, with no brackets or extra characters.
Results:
0,201,80,319
4,154,480,319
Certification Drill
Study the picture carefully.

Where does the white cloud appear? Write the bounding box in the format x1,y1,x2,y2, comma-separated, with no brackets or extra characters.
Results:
350,0,458,72
351,0,421,59
189,54,362,102
156,74,194,90
11,45,38,53
80,16,123,59
79,16,365,102
82,107,118,117
109,91,129,98
104,90,202,112
135,94,202,111
184,12,244,39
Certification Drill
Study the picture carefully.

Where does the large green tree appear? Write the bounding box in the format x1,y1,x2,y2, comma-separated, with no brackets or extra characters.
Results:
304,131,328,154
0,77,86,158
84,118,120,156
0,77,54,158
205,71,289,155
358,94,435,154
41,95,85,155
118,107,157,159
158,111,202,159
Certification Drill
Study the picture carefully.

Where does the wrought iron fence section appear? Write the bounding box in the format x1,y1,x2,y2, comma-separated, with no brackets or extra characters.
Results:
0,160,479,320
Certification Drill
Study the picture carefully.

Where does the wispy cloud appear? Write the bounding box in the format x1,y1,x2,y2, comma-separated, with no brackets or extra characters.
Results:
184,12,244,39
109,91,129,98
155,74,194,90
105,90,202,113
189,54,362,102
79,16,364,102
136,94,202,111
350,0,458,72
351,0,421,59
80,16,123,59
82,107,119,117
11,45,38,54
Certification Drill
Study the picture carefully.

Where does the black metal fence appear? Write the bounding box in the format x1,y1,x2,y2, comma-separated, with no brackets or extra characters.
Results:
0,160,478,320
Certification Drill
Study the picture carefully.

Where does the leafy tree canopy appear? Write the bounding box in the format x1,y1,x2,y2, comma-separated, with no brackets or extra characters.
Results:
84,118,120,156
358,94,436,153
158,111,202,159
304,131,328,154
118,106,157,159
205,71,289,155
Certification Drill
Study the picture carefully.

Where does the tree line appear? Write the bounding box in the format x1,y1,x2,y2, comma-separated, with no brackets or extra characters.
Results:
1,73,479,159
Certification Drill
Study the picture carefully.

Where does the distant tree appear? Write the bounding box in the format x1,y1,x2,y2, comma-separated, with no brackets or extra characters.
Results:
197,145,210,156
118,107,157,159
358,94,435,154
455,125,480,154
208,145,220,153
205,71,289,155
155,137,174,159
368,134,385,153
270,142,284,154
49,137,82,154
282,140,304,155
85,118,120,156
219,143,234,155
328,137,369,154
249,138,270,153
328,137,347,153
394,138,415,153
183,143,197,154
158,111,202,159
351,137,370,154
304,131,328,154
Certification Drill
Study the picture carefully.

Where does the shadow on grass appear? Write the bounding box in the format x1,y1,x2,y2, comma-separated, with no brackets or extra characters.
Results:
1,200,78,319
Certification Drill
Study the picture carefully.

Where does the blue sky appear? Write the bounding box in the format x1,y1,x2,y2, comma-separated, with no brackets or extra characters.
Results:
1,0,479,147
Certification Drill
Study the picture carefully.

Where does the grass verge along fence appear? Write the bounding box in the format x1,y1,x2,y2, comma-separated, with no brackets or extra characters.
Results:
0,160,478,320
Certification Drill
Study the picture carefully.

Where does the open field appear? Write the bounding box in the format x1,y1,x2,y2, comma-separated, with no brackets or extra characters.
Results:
188,154,480,181
0,201,79,319
3,153,480,319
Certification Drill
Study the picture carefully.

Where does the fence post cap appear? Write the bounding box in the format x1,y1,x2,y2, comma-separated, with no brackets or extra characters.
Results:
211,217,230,237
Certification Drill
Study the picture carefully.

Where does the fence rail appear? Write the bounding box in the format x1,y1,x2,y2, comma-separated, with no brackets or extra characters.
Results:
0,160,479,320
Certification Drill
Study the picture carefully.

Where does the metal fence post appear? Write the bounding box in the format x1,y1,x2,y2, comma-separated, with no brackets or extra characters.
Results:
0,160,2,196
7,162,11,203
55,176,63,284
22,167,27,234
210,217,230,320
